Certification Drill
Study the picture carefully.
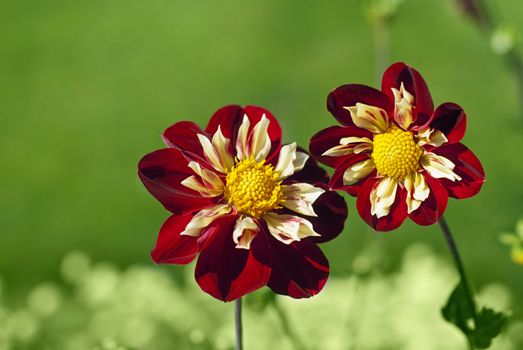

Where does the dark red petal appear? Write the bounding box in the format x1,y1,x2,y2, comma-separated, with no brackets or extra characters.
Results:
428,103,467,143
330,153,376,196
205,105,244,143
309,126,373,168
327,84,393,126
162,121,208,162
408,174,449,226
382,62,434,117
286,148,329,185
195,216,272,301
433,143,485,199
205,105,282,160
267,238,329,299
356,177,408,232
138,148,215,215
308,189,348,244
151,214,199,265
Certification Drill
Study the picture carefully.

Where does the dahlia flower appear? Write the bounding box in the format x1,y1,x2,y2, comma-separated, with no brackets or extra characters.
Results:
310,62,484,231
138,105,347,301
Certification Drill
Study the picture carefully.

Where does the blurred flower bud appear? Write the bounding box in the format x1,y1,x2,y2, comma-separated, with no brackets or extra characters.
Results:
365,0,405,24
490,25,517,55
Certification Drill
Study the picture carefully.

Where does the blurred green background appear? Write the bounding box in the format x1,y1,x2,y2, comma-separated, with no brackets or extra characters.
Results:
1,0,523,349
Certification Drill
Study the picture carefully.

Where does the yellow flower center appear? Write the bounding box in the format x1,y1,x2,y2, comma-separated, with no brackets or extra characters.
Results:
224,157,285,218
371,126,423,181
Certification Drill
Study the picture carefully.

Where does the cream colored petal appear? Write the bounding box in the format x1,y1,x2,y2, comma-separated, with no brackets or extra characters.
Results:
264,212,320,244
275,142,298,180
416,128,448,147
250,115,272,162
392,83,414,130
322,145,354,157
370,177,398,218
212,126,235,171
344,103,389,133
322,136,373,157
187,161,224,191
197,134,226,173
421,152,462,181
181,176,223,197
343,158,375,185
180,204,232,237
293,151,309,172
235,114,251,160
340,136,373,145
404,172,430,214
281,183,325,217
354,143,373,154
232,216,260,249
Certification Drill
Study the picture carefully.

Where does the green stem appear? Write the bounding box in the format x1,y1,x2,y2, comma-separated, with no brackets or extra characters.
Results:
235,298,243,350
438,215,477,350
373,18,390,85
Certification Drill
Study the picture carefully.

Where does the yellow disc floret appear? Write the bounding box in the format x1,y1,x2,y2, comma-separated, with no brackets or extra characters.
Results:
224,157,285,218
371,125,423,181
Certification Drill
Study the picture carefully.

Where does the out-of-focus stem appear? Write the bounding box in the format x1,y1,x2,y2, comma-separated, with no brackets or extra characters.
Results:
438,216,476,350
235,298,243,350
373,18,390,85
460,0,523,116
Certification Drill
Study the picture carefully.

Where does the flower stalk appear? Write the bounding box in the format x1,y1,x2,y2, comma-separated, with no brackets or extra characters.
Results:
438,215,476,350
235,298,243,350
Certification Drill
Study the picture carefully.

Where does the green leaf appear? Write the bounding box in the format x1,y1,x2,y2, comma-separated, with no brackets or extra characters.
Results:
471,308,508,349
442,280,508,349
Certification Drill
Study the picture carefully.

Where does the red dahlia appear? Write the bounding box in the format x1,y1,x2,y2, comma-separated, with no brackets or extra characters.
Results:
310,62,485,231
138,105,347,301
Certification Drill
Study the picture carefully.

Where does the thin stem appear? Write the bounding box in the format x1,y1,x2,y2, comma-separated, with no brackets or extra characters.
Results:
464,0,523,116
373,18,390,85
439,216,477,315
438,215,477,350
235,298,243,350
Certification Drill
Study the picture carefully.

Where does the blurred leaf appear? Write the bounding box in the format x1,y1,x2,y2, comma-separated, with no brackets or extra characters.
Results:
442,280,508,349
516,219,523,239
499,233,519,246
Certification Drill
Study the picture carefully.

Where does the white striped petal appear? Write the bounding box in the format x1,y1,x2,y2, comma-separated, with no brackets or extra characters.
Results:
344,103,389,133
322,145,355,157
197,134,226,173
250,115,272,162
275,142,298,180
181,176,221,197
282,183,325,217
343,158,375,185
392,83,415,130
264,212,320,244
404,172,430,214
180,204,231,237
235,115,251,160
416,128,448,147
421,152,462,181
212,126,235,171
370,177,398,218
187,161,223,190
293,151,309,172
322,136,373,157
232,216,260,249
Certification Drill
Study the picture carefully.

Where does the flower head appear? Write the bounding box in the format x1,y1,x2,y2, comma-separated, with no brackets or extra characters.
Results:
310,62,485,231
138,105,347,301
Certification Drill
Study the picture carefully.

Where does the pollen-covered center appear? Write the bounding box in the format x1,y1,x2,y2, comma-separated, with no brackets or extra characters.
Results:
224,157,284,218
371,126,423,181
